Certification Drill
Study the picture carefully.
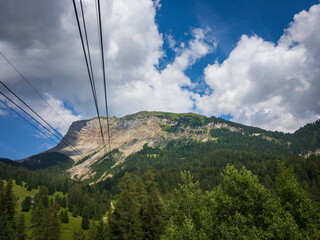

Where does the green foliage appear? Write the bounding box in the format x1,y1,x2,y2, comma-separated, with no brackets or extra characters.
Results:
90,148,121,182
81,210,89,230
108,173,143,239
73,230,86,240
292,119,320,154
0,160,73,193
161,171,207,240
60,209,69,224
31,189,61,240
89,220,107,240
0,211,15,240
2,180,16,221
21,196,31,212
0,179,26,240
74,149,101,167
0,152,74,171
162,166,320,239
160,124,177,132
208,166,301,239
68,182,108,220
108,172,164,239
275,161,320,237
141,172,164,240
16,213,26,240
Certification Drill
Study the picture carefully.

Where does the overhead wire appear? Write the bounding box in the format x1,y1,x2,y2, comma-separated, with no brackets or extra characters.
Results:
0,98,59,146
0,51,86,157
96,0,111,150
0,91,83,157
0,81,84,157
0,51,71,127
0,91,70,149
72,0,106,147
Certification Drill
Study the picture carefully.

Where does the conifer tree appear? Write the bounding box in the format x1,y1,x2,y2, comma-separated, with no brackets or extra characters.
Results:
108,173,143,240
81,207,90,230
61,196,67,208
21,196,31,212
16,213,26,240
4,180,15,221
81,215,89,230
59,210,64,222
31,190,60,240
275,161,320,237
46,206,61,240
73,230,86,240
60,210,69,223
0,211,15,240
89,220,108,240
95,220,107,240
141,171,164,240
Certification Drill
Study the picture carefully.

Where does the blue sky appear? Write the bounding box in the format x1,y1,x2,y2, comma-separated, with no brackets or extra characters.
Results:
0,0,319,159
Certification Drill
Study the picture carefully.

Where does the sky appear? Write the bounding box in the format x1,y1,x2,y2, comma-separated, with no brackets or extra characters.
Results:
0,0,320,160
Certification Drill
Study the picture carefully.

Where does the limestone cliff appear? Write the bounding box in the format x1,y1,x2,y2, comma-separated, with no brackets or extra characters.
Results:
49,111,242,182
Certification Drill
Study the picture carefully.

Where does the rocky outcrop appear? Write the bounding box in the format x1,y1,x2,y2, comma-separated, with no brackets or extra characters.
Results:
49,111,241,181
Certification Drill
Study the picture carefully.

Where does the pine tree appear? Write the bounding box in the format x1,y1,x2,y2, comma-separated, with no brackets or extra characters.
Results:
81,215,89,230
59,210,64,222
31,195,61,240
31,200,46,239
95,220,107,240
16,213,26,240
21,196,31,212
141,172,164,240
0,211,15,240
46,206,60,240
61,196,67,208
4,180,15,221
61,210,69,223
108,173,143,240
81,207,90,230
73,230,86,240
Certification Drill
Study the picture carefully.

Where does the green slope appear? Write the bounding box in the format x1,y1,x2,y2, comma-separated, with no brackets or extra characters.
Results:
8,181,89,240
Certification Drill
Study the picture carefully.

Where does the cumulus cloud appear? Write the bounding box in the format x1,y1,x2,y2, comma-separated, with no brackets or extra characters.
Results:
111,27,216,115
0,0,319,136
0,0,215,134
196,4,320,132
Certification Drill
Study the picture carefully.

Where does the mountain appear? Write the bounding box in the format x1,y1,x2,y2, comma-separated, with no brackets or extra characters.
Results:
3,111,320,183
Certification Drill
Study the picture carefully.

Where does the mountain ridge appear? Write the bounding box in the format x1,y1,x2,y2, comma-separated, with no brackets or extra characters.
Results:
2,111,320,183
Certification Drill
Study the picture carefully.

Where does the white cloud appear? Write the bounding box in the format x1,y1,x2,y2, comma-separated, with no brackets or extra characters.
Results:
196,4,320,132
0,0,319,136
0,0,215,133
166,34,176,50
111,28,216,115
36,95,82,134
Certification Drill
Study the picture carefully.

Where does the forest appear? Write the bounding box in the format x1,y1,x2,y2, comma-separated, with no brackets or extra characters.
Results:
1,149,320,239
0,119,320,239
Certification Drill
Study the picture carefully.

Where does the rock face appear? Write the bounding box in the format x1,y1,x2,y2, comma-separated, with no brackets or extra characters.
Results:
49,111,239,181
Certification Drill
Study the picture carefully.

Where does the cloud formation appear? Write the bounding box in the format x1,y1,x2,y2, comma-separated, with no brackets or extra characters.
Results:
0,0,319,135
196,4,320,132
0,0,215,134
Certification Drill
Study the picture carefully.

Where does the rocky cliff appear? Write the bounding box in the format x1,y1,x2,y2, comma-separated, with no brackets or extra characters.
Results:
50,111,241,181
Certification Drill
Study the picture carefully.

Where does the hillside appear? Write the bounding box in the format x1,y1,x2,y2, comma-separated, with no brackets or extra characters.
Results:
4,111,319,183
51,111,290,181
1,112,320,239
